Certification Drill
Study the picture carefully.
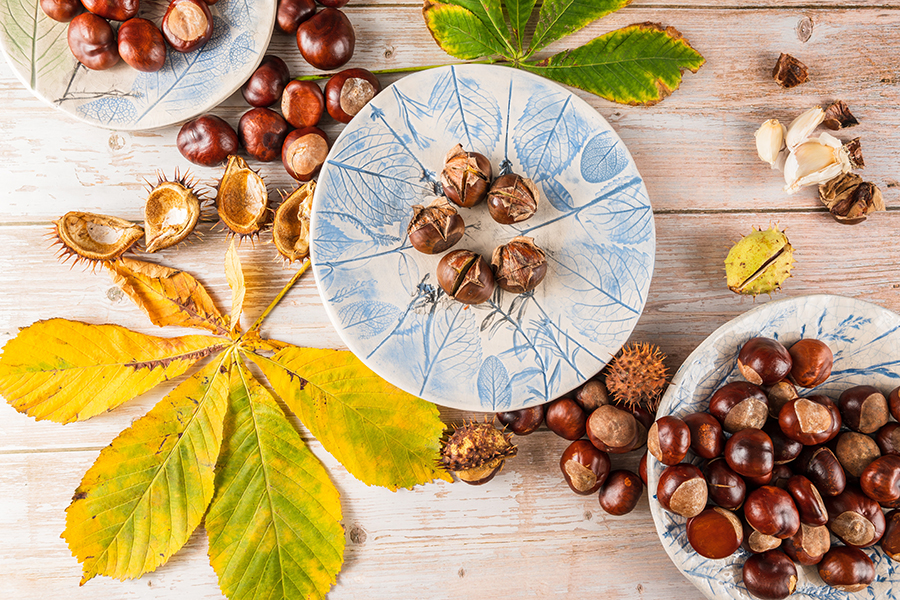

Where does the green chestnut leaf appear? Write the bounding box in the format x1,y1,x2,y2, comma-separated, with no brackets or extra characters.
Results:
423,1,513,60
530,0,631,54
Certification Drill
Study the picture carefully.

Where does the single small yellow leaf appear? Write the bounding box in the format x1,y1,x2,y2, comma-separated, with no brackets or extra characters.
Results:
207,360,344,600
63,354,233,584
224,239,245,335
0,318,223,423
106,257,229,336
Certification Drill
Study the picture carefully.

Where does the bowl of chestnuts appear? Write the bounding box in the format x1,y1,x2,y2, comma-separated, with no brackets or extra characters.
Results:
310,63,655,412
647,294,900,600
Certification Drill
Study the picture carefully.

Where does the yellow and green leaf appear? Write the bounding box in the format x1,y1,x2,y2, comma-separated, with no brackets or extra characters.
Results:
247,346,451,490
224,240,245,335
530,0,631,53
506,0,537,53
63,354,232,584
207,361,344,600
423,0,510,60
439,0,514,56
0,318,222,423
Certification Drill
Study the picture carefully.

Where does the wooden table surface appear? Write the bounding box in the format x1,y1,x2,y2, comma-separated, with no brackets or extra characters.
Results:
2,1,898,598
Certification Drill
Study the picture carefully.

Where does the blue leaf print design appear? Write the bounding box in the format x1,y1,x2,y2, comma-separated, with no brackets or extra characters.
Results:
392,86,435,150
76,96,137,126
579,182,653,245
228,30,256,66
541,178,574,211
419,302,482,396
580,131,630,183
313,211,402,266
477,356,512,410
338,300,402,340
426,66,502,152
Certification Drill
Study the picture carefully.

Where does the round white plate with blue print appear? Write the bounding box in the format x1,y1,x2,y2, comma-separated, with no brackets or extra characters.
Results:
0,0,274,130
310,64,654,411
649,294,900,600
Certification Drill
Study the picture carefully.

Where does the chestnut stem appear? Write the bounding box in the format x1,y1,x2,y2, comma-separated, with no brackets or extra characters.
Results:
247,258,311,334
292,59,502,81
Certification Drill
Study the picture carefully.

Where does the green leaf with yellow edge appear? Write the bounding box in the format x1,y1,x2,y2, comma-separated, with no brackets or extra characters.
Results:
207,360,344,600
530,0,631,53
506,0,537,53
0,318,222,423
224,240,245,335
423,0,510,60
106,256,230,336
522,23,705,105
63,354,232,584
440,0,514,56
247,346,451,490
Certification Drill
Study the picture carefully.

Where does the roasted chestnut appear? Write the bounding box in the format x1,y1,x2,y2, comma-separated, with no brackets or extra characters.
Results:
709,381,768,433
598,469,643,516
67,13,119,71
177,114,238,167
835,431,880,478
282,126,329,181
239,108,290,162
786,475,827,526
81,0,138,22
778,395,841,445
657,463,707,518
839,385,889,434
647,416,690,466
781,523,830,565
744,485,801,539
704,457,746,510
162,0,213,53
40,0,82,22
276,0,316,34
860,454,900,504
742,550,798,600
325,68,380,123
796,445,846,497
486,173,539,224
242,55,291,108
574,379,608,413
725,428,774,479
817,546,875,592
544,398,586,440
407,197,464,255
282,80,325,128
296,7,355,70
788,339,833,388
496,404,544,436
587,404,640,454
737,337,792,386
686,507,743,559
441,145,492,208
824,485,885,547
491,237,547,294
436,249,495,305
682,412,723,460
560,439,610,495
117,18,166,73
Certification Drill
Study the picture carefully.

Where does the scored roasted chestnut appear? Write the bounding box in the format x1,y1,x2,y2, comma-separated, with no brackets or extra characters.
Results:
788,338,833,388
657,463,708,518
239,108,290,162
282,126,329,181
737,337,792,386
598,469,643,516
282,80,325,128
441,144,492,208
545,398,586,441
647,416,690,466
177,114,238,167
436,249,495,305
67,12,119,71
117,18,167,73
276,0,316,34
162,0,214,53
296,7,355,70
40,0,82,22
486,173,539,224
742,550,797,600
839,385,889,434
496,404,544,436
709,381,768,433
81,0,138,22
242,55,291,108
686,507,743,559
560,439,610,495
407,197,465,255
818,546,875,592
325,68,380,123
491,237,547,294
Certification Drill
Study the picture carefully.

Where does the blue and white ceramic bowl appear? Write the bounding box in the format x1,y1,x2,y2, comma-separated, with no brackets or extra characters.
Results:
0,0,274,130
310,64,654,411
649,294,900,600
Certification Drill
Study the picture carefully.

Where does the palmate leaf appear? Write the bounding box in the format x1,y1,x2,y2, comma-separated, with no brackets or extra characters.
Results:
0,319,222,423
440,0,514,56
530,0,631,53
248,345,451,490
224,240,245,334
206,360,344,600
63,355,232,584
506,0,537,52
523,23,705,105
422,1,511,60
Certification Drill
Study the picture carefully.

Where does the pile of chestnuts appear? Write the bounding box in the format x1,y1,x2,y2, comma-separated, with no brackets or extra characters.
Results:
408,145,548,305
650,334,900,598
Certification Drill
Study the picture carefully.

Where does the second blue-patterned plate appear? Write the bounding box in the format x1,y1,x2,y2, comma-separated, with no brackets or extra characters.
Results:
310,64,654,411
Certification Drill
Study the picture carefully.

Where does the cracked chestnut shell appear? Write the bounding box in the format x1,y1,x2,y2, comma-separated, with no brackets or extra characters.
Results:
560,439,610,495
162,0,213,53
67,12,119,71
486,173,539,224
491,236,547,294
325,68,380,123
276,0,316,34
81,0,138,22
117,18,167,73
242,55,291,108
296,7,355,70
407,197,465,255
177,114,238,167
441,144,492,208
436,249,495,305
282,126,329,181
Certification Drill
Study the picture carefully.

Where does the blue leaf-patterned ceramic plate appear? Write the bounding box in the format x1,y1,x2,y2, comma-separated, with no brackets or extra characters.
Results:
649,294,900,600
310,64,654,411
0,0,274,130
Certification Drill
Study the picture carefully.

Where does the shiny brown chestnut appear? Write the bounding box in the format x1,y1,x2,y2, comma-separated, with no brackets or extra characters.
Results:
860,454,900,504
318,0,348,6
890,386,900,421
709,381,768,433
282,126,329,181
177,115,238,167
325,68,380,123
725,428,774,479
436,249,495,305
81,0,138,22
486,174,539,224
778,395,841,445
296,7,355,70
763,420,802,465
496,404,544,436
781,523,830,565
162,0,213,53
657,463,707,518
743,550,798,600
560,439,610,495
575,379,608,413
744,520,782,554
839,385,889,434
786,475,827,526
67,13,119,71
686,507,743,559
704,457,746,510
835,431,881,478
598,469,643,516
824,485,885,547
682,412,723,460
117,18,166,73
882,509,900,560
638,451,648,485
788,339,833,388
876,422,900,456
276,0,316,34
441,145,492,208
738,337,792,386
406,197,465,254
647,416,690,466
797,446,846,497
744,485,801,539
40,0,82,22
242,55,291,108
766,380,799,419
282,80,325,128
544,398,586,441
817,546,875,592
770,464,795,490
238,108,290,162
587,404,640,454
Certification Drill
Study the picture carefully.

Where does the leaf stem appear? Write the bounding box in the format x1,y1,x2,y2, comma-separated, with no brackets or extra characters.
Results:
247,259,311,334
292,59,502,81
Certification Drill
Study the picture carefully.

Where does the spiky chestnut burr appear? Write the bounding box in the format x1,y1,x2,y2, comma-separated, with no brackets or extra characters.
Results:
725,226,795,297
440,420,517,485
604,343,668,412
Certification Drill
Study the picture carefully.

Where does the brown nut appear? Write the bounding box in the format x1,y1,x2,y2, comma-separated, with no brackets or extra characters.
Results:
766,380,799,419
560,439,610,495
574,379,609,413
81,0,138,22
276,0,316,34
817,546,875,592
744,485,801,539
296,7,355,71
598,469,643,516
742,550,798,600
239,108,291,162
587,404,639,454
782,523,830,565
325,68,380,123
407,197,465,255
67,13,119,71
882,509,900,560
436,249,495,305
770,463,795,490
682,412,723,460
177,114,238,167
709,381,768,433
743,518,783,554
440,145,492,208
638,451,648,485
778,395,841,445
657,463,707,518
786,475,827,526
647,416,690,466
704,457,746,511
282,80,325,128
763,419,802,465
491,237,547,294
788,339,833,388
876,422,900,456
860,454,900,504
242,55,291,108
824,485,885,547
738,337,792,386
835,431,881,478
117,18,166,73
797,445,846,497
162,0,213,53
686,507,743,559
725,428,774,479
839,385,889,434
282,126,329,181
41,0,83,22
890,386,900,421
544,398,586,441
486,173,539,224
496,404,544,436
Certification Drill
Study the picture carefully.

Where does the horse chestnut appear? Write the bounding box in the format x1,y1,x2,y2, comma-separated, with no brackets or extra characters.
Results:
117,18,166,73
162,0,213,53
276,0,316,34
325,68,380,123
560,440,610,495
40,0,82,22
544,398,586,440
742,550,798,599
239,108,290,162
598,469,643,516
296,7,355,70
177,115,238,167
496,405,544,436
81,0,138,22
282,80,325,128
242,55,291,108
282,126,329,181
788,339,833,388
67,13,119,71
737,337,792,386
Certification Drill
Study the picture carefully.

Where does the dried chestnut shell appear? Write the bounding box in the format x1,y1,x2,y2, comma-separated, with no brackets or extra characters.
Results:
882,509,900,560
436,249,495,305
325,68,380,123
242,55,291,108
778,395,840,445
282,80,325,128
657,463,707,518
587,404,639,454
744,485,801,539
647,416,690,466
282,126,329,181
67,12,119,71
825,485,885,548
545,398,586,441
598,469,642,516
686,507,743,559
835,431,881,478
797,445,846,497
683,412,723,460
704,457,746,511
486,173,539,224
742,550,797,600
860,454,900,504
296,7,355,71
786,475,827,526
788,339,833,388
162,0,213,53
407,197,465,255
276,0,316,34
491,236,547,294
725,428,774,479
560,439,610,495
177,115,238,167
239,108,290,162
709,381,768,433
839,385,889,434
496,405,544,436
117,18,166,73
818,546,875,592
738,337,792,386
81,0,138,22
441,145,492,208
40,0,82,22
782,523,830,565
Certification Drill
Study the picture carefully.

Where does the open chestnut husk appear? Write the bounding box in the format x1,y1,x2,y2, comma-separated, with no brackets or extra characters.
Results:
177,114,238,167
817,546,875,592
491,237,547,294
742,550,798,600
242,55,291,108
117,18,167,73
81,0,138,22
560,439,610,495
239,108,291,162
325,68,380,123
296,7,355,70
282,80,325,128
496,405,544,436
407,197,464,255
440,421,516,485
436,249,495,305
598,469,643,516
486,173,539,224
67,12,119,71
276,0,316,34
40,0,82,22
162,0,213,53
441,144,492,208
737,337,792,386
282,126,329,181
